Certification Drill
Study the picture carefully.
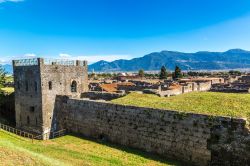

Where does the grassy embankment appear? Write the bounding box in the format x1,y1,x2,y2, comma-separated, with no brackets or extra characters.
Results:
0,130,181,166
112,92,250,120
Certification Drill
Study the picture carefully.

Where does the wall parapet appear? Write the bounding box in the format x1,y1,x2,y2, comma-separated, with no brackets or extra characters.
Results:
12,58,87,67
13,58,39,67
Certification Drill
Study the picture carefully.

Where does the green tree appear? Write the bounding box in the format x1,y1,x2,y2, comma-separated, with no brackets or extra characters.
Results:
173,66,183,79
159,66,168,79
0,65,6,94
138,69,145,78
0,65,6,89
89,73,96,79
229,70,241,76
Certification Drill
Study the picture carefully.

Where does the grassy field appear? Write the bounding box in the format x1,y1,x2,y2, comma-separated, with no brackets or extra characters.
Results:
0,130,181,166
112,92,250,120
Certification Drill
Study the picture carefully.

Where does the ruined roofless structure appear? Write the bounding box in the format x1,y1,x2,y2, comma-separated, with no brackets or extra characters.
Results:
12,58,88,137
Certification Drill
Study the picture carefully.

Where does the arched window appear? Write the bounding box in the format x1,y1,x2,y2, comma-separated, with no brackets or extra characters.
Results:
27,116,30,125
71,81,77,92
48,81,52,90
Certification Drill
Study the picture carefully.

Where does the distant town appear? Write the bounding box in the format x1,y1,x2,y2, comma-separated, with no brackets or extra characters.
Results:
87,66,250,99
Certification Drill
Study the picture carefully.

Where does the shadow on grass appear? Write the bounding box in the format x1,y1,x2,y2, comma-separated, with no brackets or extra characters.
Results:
67,132,187,166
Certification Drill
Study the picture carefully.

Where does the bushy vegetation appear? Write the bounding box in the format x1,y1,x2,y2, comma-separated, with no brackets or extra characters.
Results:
5,75,14,83
0,130,181,166
138,69,145,78
112,92,250,120
0,65,6,91
0,87,14,94
0,65,14,94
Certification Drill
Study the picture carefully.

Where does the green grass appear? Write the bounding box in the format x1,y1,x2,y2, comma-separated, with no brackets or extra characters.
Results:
0,87,14,94
0,130,181,166
112,92,250,120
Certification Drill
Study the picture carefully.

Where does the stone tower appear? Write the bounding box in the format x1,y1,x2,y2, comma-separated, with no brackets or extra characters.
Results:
13,58,88,138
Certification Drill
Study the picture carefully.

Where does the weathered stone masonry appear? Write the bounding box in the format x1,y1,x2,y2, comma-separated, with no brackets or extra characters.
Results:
13,58,250,165
54,96,250,166
13,58,88,137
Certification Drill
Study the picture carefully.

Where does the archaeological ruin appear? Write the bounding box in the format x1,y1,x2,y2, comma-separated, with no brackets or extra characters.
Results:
13,58,88,138
12,58,250,166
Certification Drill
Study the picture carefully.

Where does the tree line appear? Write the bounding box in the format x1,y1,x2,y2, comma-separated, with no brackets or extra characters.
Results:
0,65,6,93
138,65,183,80
89,65,242,80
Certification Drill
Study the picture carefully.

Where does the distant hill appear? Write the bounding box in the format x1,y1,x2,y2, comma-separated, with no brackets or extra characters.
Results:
89,49,250,72
3,49,250,73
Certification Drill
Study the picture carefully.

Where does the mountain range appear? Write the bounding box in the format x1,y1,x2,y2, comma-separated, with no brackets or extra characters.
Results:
2,49,250,73
89,49,250,72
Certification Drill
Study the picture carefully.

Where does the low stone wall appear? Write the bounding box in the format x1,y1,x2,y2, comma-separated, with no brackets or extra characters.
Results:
54,96,250,166
81,91,125,101
118,85,150,92
0,93,15,125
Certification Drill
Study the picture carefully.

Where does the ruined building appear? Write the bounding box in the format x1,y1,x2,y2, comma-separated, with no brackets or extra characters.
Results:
12,58,88,137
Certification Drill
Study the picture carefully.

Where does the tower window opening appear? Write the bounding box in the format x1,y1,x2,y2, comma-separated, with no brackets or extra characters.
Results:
30,106,35,112
71,81,77,92
27,116,30,125
49,81,52,90
17,81,20,90
25,81,29,91
34,81,38,92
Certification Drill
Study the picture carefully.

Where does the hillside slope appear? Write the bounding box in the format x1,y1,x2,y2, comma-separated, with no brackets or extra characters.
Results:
89,49,250,72
0,130,180,166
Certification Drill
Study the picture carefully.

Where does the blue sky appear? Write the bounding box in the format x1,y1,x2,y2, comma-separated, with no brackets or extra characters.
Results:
1,0,250,64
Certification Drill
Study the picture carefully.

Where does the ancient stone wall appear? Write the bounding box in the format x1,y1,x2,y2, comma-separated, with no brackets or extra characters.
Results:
40,60,88,133
81,91,125,101
0,93,15,125
117,85,147,92
13,58,88,136
13,64,43,134
54,96,250,166
198,82,212,91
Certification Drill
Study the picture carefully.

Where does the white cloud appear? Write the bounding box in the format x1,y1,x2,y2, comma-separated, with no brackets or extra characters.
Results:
0,0,24,3
59,53,72,58
24,53,36,57
1,53,37,64
1,53,133,65
0,59,7,64
74,54,132,64
56,53,132,64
